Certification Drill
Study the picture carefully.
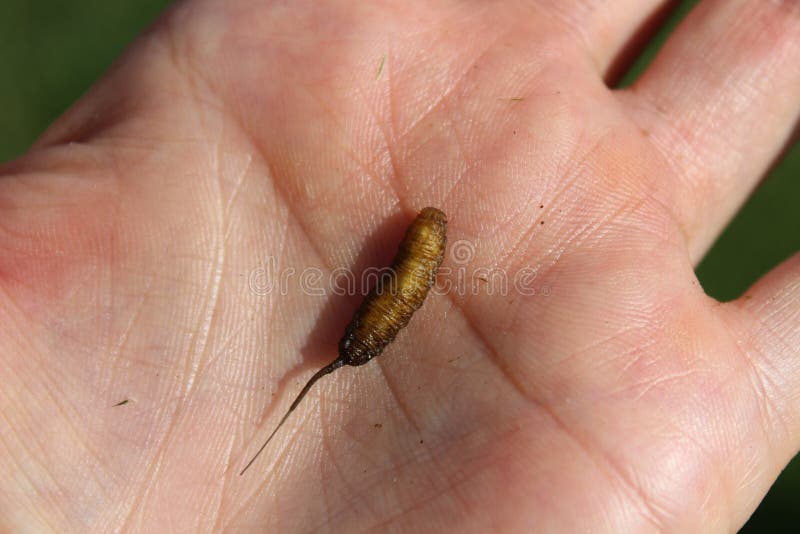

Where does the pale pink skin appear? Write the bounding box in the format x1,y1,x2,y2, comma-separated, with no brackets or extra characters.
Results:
1,1,799,532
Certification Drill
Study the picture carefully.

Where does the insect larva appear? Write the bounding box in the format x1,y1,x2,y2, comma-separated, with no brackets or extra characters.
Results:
240,207,447,475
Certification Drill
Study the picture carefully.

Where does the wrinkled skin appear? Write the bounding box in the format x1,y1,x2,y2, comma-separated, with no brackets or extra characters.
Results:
1,1,799,532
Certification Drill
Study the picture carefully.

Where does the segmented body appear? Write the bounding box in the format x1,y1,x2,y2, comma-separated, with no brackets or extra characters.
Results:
339,206,447,365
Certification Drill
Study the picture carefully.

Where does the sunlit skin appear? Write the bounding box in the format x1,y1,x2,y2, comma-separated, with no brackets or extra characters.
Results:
1,1,799,532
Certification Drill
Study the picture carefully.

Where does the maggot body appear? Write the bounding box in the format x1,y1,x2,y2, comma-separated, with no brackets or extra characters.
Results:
240,207,447,475
339,206,447,366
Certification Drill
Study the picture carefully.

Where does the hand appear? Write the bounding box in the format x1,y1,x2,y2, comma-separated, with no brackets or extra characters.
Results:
2,1,798,531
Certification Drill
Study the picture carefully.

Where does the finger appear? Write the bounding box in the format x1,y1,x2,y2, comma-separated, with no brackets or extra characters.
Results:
534,0,675,78
726,252,800,472
620,0,800,263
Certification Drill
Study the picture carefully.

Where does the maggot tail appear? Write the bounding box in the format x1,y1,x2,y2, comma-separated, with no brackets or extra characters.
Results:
239,358,344,475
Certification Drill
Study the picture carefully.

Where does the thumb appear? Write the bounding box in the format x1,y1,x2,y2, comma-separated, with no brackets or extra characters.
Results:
727,251,800,466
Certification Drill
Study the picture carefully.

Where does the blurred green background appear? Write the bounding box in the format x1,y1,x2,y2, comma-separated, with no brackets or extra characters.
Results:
0,0,797,530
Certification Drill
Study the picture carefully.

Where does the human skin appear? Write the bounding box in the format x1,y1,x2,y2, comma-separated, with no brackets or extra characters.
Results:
1,0,799,531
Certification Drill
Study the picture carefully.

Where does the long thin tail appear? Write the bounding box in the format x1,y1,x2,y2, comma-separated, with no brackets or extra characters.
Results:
239,358,344,476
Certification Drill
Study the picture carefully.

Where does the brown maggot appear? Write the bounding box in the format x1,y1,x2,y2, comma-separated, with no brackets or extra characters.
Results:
240,207,447,475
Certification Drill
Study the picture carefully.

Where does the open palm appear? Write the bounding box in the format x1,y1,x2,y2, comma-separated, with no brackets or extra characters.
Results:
2,1,799,531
